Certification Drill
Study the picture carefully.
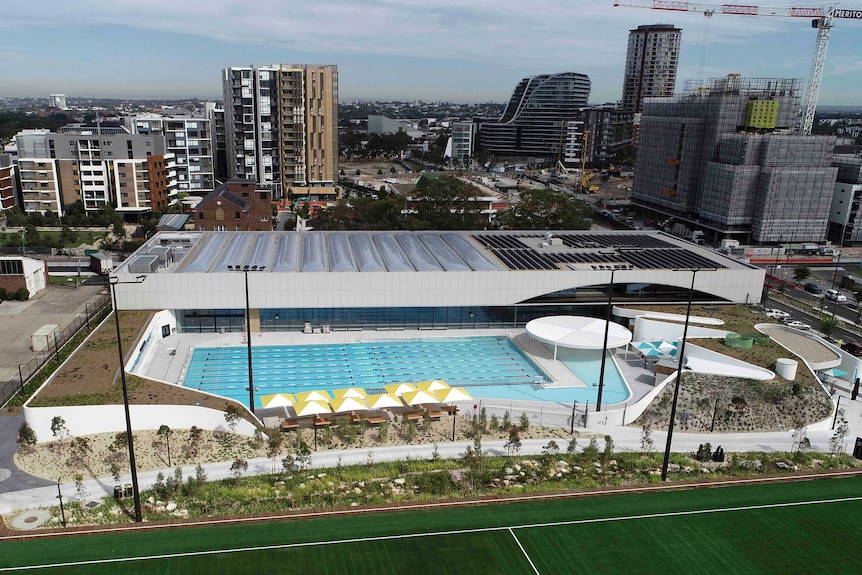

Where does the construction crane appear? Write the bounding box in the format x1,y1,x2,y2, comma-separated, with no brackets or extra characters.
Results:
614,1,862,134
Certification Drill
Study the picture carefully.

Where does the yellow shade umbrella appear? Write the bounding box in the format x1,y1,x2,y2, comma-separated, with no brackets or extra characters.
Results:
295,390,332,403
260,393,296,408
332,387,368,399
330,396,370,413
365,393,404,410
401,389,441,407
433,387,472,403
384,382,418,396
292,399,333,418
416,380,450,392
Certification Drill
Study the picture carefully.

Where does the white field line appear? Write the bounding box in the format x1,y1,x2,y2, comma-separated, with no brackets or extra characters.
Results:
4,495,861,573
509,527,541,575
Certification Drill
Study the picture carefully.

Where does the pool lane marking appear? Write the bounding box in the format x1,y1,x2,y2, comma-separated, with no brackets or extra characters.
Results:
509,527,541,575
4,495,862,572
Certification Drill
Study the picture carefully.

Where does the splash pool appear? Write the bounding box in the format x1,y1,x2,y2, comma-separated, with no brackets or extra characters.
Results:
182,335,629,407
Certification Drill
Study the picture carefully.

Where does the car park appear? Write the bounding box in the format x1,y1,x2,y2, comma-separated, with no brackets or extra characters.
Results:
783,320,811,330
803,282,823,294
825,289,848,302
841,341,862,356
765,308,790,320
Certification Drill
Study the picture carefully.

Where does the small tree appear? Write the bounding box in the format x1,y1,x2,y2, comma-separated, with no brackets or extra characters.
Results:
157,425,172,467
519,412,530,431
74,473,88,511
504,426,522,456
501,411,512,431
378,421,389,443
829,419,849,457
792,266,811,282
224,404,242,435
489,414,499,432
67,437,92,470
187,426,203,460
51,416,70,458
230,458,248,482
295,442,312,472
267,429,284,474
17,421,37,453
640,424,654,455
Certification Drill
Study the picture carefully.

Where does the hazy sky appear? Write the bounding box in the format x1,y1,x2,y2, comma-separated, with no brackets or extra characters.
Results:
2,1,861,105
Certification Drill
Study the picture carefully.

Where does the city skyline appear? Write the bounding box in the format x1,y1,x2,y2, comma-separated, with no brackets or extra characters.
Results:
1,1,861,105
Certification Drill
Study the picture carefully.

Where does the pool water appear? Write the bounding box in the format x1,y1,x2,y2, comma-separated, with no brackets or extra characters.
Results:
182,336,630,407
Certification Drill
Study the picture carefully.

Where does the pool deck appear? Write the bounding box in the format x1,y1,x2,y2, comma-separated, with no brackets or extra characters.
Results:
133,327,660,415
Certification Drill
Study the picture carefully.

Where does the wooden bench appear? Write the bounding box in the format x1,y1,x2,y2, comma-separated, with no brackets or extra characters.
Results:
280,420,299,432
405,412,423,422
313,417,332,427
426,410,443,421
350,413,362,424
442,405,459,415
365,415,386,425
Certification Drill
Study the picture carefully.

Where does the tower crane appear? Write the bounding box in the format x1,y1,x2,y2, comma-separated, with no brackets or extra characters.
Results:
613,1,862,134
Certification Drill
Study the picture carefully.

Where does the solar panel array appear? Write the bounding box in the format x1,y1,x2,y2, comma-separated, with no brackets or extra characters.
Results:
472,233,726,271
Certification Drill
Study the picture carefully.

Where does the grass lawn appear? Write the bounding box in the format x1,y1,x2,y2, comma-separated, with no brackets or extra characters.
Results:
3,475,860,573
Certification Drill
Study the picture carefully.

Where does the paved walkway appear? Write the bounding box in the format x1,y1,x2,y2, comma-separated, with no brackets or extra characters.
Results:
2,388,859,517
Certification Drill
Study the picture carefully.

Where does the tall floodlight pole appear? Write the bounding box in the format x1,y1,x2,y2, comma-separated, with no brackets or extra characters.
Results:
109,274,147,522
230,264,265,412
596,269,615,411
661,268,713,481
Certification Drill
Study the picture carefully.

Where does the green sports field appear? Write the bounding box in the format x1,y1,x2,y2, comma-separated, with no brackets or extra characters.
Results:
3,475,862,574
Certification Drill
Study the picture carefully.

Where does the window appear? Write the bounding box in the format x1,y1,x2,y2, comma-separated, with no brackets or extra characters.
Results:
260,216,268,222
235,211,241,219
198,213,204,219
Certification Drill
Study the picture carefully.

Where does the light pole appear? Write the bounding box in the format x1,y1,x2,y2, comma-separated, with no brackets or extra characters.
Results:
661,268,713,482
596,269,614,411
570,400,579,434
109,273,147,522
229,264,266,412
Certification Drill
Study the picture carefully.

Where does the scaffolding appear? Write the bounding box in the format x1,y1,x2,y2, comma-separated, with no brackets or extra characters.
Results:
633,76,838,242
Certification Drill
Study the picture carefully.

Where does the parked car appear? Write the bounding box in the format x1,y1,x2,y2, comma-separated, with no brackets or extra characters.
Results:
803,282,823,294
825,289,848,302
784,320,811,330
765,308,790,320
841,341,862,356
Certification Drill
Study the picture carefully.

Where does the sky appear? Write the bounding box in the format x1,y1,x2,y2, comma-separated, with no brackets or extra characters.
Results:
1,1,861,106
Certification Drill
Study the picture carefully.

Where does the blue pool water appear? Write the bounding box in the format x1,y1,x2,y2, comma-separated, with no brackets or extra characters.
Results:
182,336,630,407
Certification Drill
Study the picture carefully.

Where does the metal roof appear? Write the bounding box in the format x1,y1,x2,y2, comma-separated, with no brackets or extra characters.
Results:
151,230,744,275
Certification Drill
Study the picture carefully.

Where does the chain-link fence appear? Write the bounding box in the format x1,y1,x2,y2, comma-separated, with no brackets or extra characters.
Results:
0,294,111,406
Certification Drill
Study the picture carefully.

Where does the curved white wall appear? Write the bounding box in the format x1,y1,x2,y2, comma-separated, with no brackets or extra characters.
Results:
23,404,257,445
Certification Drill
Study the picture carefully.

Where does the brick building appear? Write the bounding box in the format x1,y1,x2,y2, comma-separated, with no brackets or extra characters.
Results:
193,179,272,231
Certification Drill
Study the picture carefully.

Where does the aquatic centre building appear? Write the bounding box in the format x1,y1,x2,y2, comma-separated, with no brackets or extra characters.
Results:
112,230,764,333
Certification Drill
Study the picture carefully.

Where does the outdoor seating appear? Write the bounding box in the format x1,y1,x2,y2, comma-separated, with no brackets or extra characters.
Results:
405,411,423,422
442,405,459,415
280,420,299,432
350,413,362,424
365,415,386,425
426,410,443,421
313,416,331,427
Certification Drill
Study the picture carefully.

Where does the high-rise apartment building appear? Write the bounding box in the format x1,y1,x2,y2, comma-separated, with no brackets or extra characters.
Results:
14,125,175,215
126,113,215,195
0,154,15,211
222,64,339,201
633,75,837,244
478,72,590,163
621,24,681,113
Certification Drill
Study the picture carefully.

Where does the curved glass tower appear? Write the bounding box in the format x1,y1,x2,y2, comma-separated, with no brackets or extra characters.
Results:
479,72,590,160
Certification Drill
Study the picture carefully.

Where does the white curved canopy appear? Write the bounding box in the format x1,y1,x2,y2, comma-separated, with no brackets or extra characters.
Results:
526,316,633,351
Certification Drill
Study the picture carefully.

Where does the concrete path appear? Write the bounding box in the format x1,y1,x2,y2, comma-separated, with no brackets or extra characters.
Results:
2,391,858,517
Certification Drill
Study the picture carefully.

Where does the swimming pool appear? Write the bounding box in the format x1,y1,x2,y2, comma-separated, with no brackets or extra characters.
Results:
182,336,630,407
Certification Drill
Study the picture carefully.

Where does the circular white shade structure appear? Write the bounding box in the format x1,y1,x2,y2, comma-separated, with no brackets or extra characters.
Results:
526,316,633,360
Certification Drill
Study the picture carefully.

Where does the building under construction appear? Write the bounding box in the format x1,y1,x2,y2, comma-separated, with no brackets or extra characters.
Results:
633,75,837,244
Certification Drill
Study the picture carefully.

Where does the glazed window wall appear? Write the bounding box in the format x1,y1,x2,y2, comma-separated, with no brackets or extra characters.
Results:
177,305,592,333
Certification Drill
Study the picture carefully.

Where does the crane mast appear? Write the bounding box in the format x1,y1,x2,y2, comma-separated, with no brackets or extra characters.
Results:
613,1,861,135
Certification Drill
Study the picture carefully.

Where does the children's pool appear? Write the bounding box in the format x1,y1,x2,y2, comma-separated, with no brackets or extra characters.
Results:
182,336,630,407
